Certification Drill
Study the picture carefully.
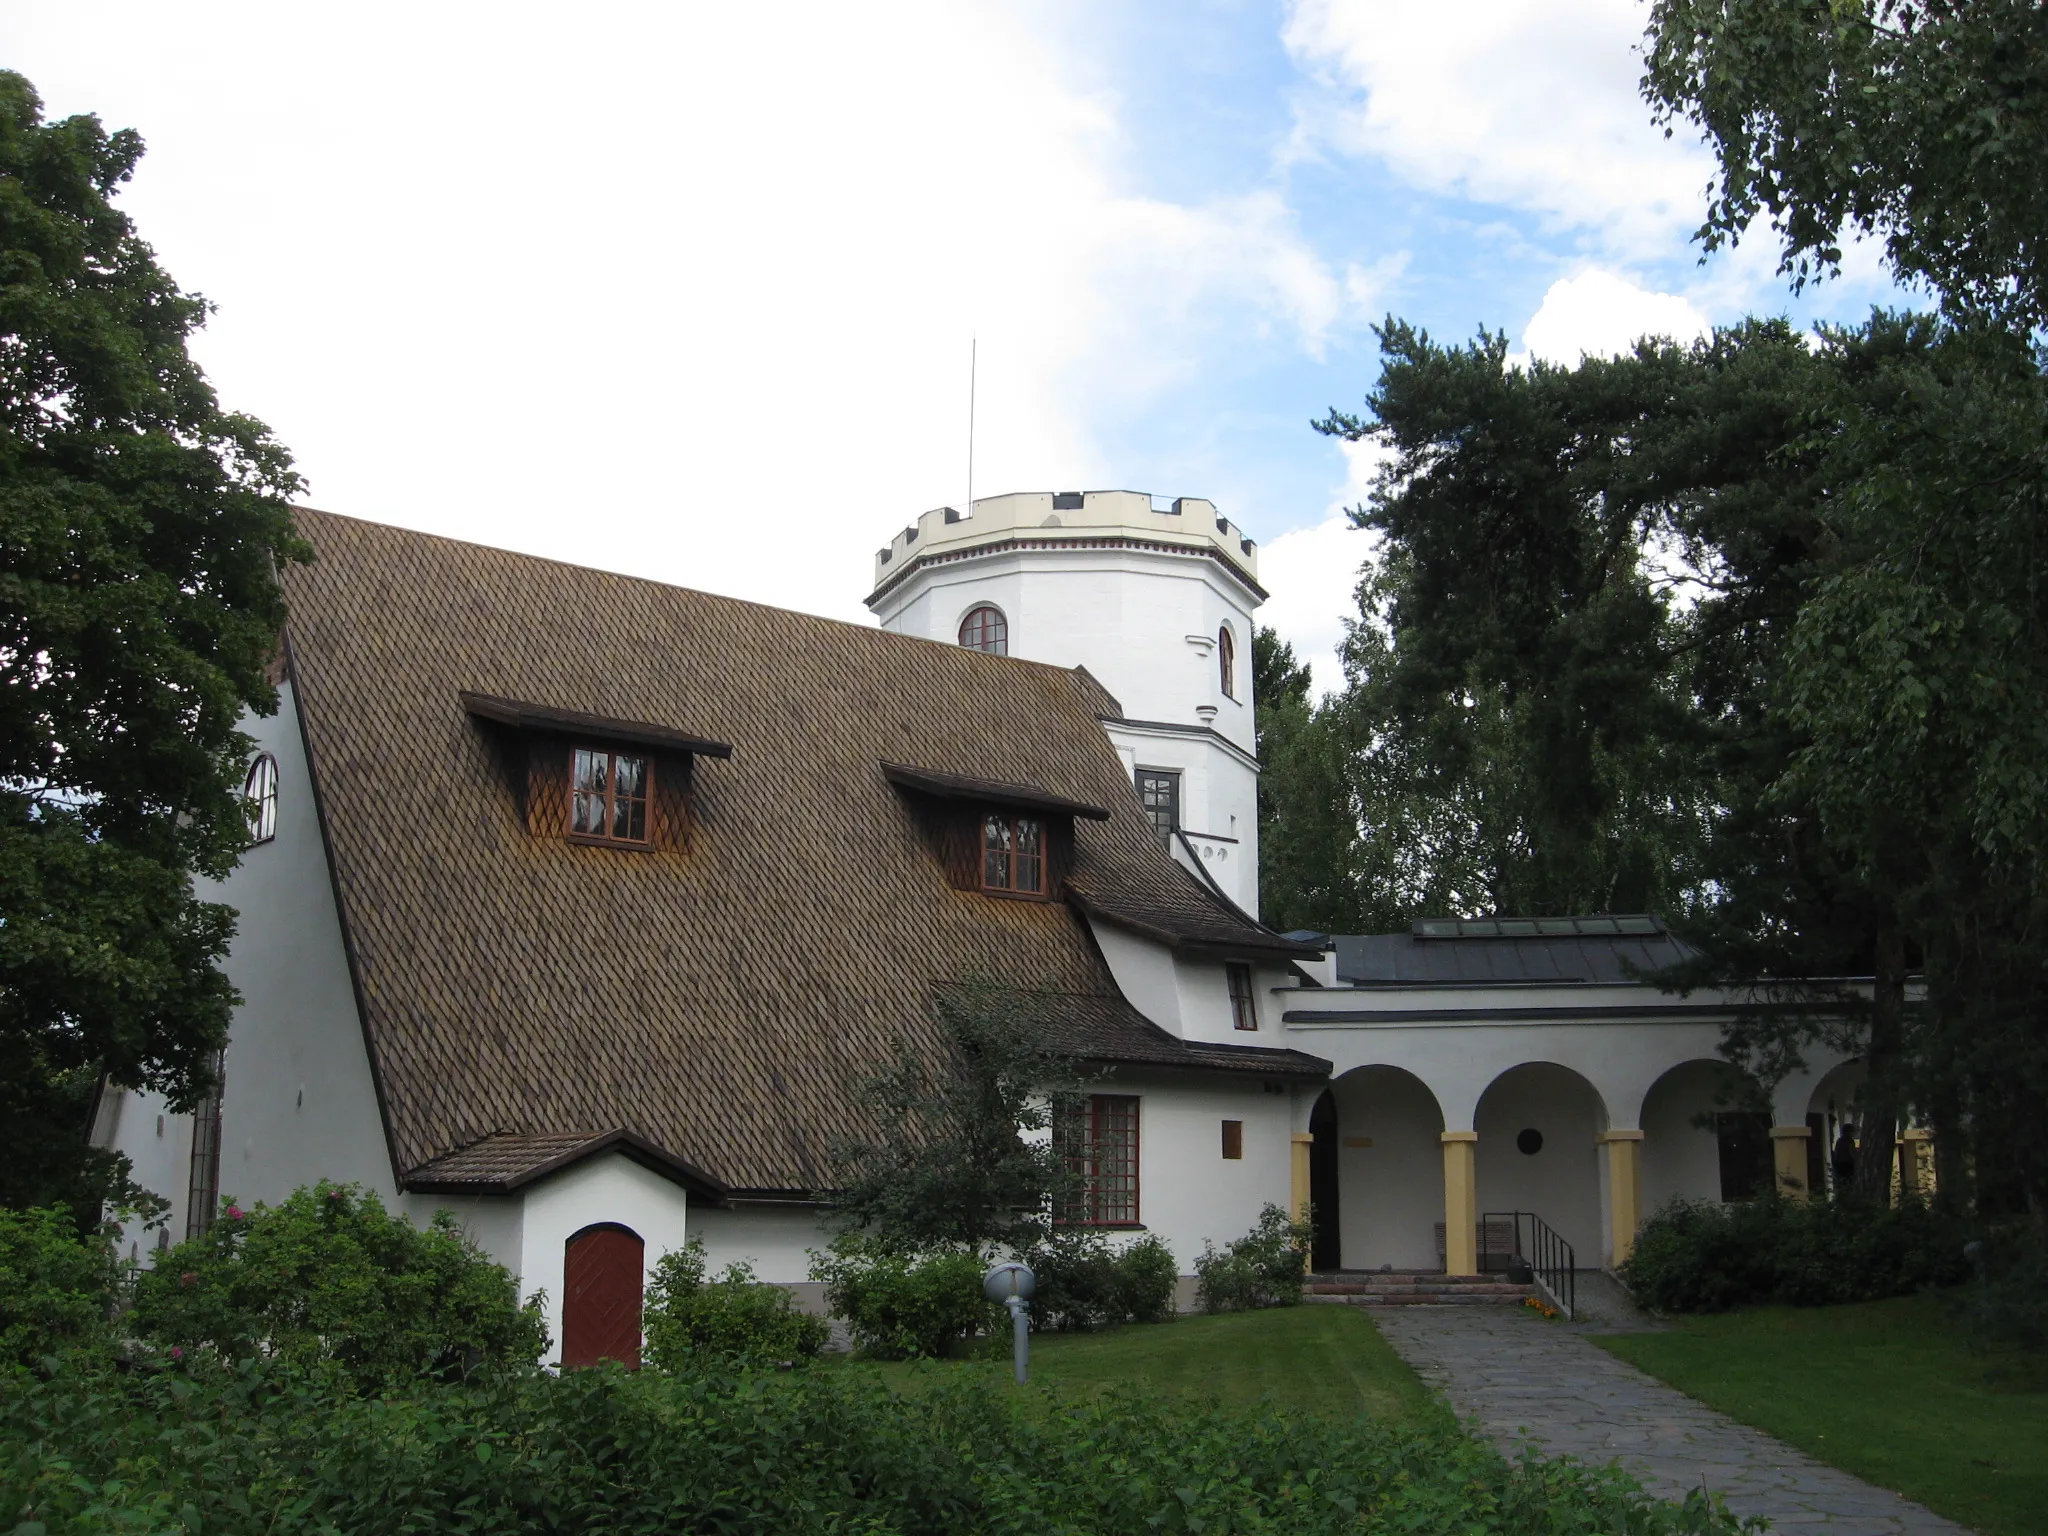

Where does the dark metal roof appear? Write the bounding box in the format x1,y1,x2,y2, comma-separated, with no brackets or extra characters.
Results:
1332,918,1698,986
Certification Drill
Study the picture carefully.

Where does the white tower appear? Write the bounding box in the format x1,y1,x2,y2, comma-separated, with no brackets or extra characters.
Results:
867,489,1264,914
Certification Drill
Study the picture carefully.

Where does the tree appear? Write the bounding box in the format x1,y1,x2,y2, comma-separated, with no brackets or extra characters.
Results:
0,73,307,1218
1251,626,1360,933
824,982,1086,1251
1643,0,2048,332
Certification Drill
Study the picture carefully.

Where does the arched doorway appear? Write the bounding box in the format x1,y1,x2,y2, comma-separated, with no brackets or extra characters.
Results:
1474,1063,1605,1263
1308,1091,1339,1272
562,1223,645,1369
1640,1059,1770,1211
1327,1065,1446,1270
1807,1059,1869,1199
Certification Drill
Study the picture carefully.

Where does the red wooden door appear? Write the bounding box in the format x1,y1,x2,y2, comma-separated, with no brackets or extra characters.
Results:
561,1224,644,1369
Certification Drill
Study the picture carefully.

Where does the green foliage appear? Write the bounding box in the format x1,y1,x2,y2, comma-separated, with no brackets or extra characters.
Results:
127,1182,545,1389
0,70,309,1213
809,1235,1000,1360
0,1352,1756,1536
826,980,1086,1250
1194,1204,1311,1313
643,1238,827,1368
1252,627,1364,933
0,1207,119,1369
1643,0,2048,333
1020,1230,1179,1331
1621,1196,1971,1313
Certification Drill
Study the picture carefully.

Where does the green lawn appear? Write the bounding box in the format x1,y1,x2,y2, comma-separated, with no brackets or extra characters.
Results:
1594,1293,2048,1536
835,1305,1446,1424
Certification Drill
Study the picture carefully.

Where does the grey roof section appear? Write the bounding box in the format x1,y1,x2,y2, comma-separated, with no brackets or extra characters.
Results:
1332,923,1699,986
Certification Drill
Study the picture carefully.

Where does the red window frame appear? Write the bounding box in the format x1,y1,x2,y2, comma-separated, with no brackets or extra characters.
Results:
1057,1094,1140,1226
1218,625,1236,698
958,605,1008,655
570,745,652,847
1227,962,1258,1031
980,810,1046,896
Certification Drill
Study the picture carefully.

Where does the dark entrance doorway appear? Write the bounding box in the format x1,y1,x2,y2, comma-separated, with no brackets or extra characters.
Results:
562,1223,645,1369
1309,1090,1340,1272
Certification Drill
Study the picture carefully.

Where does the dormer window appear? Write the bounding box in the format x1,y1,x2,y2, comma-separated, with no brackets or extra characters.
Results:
959,605,1008,655
1218,625,1236,699
570,746,651,846
981,811,1044,895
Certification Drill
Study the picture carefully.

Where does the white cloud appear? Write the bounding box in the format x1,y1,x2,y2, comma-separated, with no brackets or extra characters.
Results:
0,2,1361,626
1258,437,1387,700
1519,269,1712,363
1281,0,1713,256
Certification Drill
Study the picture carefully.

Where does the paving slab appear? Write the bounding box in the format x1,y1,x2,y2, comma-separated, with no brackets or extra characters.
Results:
1372,1306,1970,1535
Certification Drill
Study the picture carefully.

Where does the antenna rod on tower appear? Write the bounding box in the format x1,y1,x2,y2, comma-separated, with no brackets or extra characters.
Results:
966,337,976,520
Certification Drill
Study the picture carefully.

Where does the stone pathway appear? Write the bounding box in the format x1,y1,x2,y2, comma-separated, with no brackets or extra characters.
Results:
1372,1307,1970,1535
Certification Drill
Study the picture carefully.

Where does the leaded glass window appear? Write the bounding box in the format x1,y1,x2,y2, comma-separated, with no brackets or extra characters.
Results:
958,605,1008,655
1136,769,1178,843
1056,1094,1140,1225
981,811,1044,894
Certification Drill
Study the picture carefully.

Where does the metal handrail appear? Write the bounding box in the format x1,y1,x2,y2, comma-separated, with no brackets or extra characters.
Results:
1480,1210,1576,1319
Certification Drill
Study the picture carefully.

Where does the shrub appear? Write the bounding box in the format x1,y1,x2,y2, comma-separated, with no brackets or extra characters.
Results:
643,1239,828,1368
128,1181,547,1388
0,1351,1754,1536
809,1236,1000,1359
1971,1224,2048,1348
0,1207,119,1369
1020,1230,1178,1331
1195,1204,1312,1313
1622,1195,1972,1313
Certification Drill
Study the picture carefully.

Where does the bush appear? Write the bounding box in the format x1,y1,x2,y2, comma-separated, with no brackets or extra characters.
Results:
643,1239,828,1368
810,1236,1000,1359
1972,1224,2048,1348
129,1181,547,1388
1195,1204,1312,1313
0,1207,119,1369
1621,1195,1972,1313
0,1351,1754,1536
1023,1230,1179,1330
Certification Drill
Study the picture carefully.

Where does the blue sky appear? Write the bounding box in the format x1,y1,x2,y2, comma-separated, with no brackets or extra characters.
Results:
4,1,1906,692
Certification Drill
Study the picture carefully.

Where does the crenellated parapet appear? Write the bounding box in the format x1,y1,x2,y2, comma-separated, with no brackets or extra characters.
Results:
868,490,1261,605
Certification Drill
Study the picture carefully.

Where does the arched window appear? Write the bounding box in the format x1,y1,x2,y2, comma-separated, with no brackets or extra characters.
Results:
562,1223,645,1369
958,605,1008,655
1217,625,1236,699
244,754,278,844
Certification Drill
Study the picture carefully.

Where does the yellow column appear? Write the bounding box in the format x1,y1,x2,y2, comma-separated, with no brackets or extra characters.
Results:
1900,1128,1933,1200
1598,1130,1645,1265
1441,1131,1478,1276
1769,1124,1814,1201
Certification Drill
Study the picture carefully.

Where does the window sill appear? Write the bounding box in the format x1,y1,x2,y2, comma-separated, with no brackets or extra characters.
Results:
979,886,1055,903
565,834,654,852
1054,1221,1147,1231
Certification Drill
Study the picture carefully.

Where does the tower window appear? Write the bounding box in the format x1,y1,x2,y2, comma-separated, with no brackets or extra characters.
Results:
570,746,651,846
981,811,1044,895
1218,625,1236,699
1136,769,1178,843
244,754,279,844
958,605,1008,655
186,1052,225,1239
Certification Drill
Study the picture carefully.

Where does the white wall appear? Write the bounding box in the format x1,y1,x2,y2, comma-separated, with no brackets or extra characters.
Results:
1640,1059,1742,1216
690,1204,833,1286
516,1154,693,1363
1088,920,1185,1034
97,682,396,1256
1121,1071,1295,1270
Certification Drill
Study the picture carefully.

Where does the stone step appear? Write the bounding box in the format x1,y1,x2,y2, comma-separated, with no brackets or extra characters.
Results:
1303,1290,1535,1307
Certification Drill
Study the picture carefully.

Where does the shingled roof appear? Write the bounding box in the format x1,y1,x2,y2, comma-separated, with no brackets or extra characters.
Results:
281,510,1324,1198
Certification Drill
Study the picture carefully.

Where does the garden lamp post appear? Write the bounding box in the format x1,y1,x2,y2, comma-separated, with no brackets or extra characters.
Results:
983,1262,1036,1384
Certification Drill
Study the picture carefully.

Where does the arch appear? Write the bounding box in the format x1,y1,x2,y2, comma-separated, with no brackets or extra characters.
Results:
1473,1062,1606,1264
1326,1064,1445,1271
244,753,279,844
957,604,1008,655
1307,1090,1339,1272
562,1222,645,1369
1217,624,1236,698
1806,1058,1869,1199
1639,1058,1769,1213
